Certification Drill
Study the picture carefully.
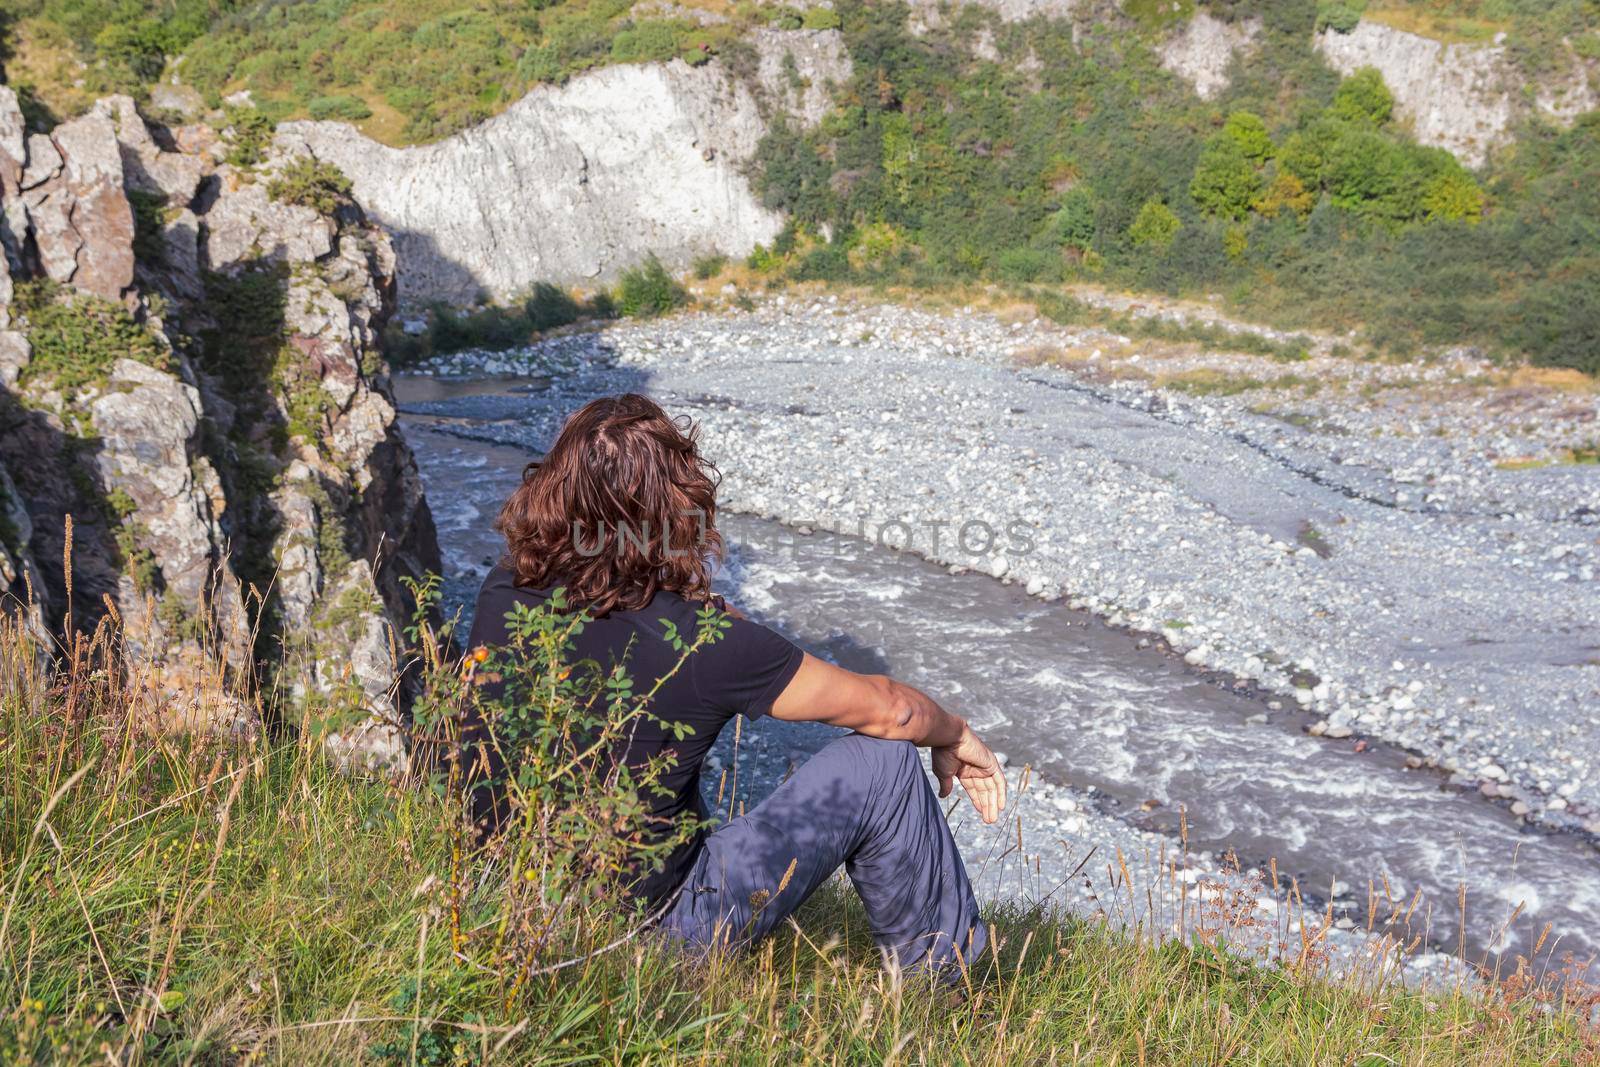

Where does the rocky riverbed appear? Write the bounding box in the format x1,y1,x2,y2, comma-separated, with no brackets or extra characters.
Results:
398,290,1600,978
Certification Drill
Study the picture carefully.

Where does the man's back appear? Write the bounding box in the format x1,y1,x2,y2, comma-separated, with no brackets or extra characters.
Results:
466,563,803,904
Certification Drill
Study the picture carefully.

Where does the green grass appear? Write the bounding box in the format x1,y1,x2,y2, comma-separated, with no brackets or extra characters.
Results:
1,608,1595,1065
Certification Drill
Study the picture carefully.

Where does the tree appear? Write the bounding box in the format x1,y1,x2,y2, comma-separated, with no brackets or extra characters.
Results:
1323,129,1407,219
1254,171,1316,219
1128,199,1181,249
1421,170,1485,223
1050,187,1097,250
1223,111,1274,164
1331,67,1394,126
1278,119,1343,188
1190,139,1263,220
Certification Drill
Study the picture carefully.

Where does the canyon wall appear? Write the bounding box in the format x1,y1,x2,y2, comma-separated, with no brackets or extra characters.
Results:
282,30,851,305
0,88,440,766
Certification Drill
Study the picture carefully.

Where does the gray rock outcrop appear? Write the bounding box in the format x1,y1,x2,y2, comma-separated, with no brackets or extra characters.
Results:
0,89,441,763
1158,12,1260,101
280,32,850,305
1316,20,1599,166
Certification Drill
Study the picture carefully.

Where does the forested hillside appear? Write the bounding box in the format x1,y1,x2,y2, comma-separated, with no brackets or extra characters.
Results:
1,0,1597,370
750,0,1600,372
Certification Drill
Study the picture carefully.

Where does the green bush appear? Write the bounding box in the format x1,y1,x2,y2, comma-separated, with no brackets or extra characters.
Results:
126,188,170,265
586,289,619,321
692,252,728,279
1330,67,1394,126
995,247,1058,283
802,7,843,30
610,21,683,64
1222,112,1274,164
523,282,581,331
306,94,373,121
617,256,688,318
427,303,530,353
222,106,276,169
793,243,850,281
1191,139,1263,220
267,156,354,215
1316,0,1366,33
1129,200,1182,249
1049,189,1098,251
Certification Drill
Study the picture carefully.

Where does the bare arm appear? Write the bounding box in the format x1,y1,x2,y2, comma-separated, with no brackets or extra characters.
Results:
769,653,1007,823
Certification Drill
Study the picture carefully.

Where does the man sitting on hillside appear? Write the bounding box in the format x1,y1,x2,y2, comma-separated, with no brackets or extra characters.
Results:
464,393,1006,974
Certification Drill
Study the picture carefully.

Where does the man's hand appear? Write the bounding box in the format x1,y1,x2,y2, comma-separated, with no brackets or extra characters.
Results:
932,725,1007,824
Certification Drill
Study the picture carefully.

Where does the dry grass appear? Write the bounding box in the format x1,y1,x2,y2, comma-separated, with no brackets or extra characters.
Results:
1505,365,1600,395
1362,4,1510,44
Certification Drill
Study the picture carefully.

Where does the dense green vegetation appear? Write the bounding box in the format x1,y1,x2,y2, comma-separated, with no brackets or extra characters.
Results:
748,0,1600,372
3,602,1596,1065
11,280,171,392
384,268,690,364
385,282,624,364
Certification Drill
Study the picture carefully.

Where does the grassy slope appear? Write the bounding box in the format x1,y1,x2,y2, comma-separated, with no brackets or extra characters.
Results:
1,613,1595,1065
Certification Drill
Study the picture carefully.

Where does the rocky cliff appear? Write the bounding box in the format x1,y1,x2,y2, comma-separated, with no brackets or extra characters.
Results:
0,88,440,766
280,30,850,305
1316,20,1599,166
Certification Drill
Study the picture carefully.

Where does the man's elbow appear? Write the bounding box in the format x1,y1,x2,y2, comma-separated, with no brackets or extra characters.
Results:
864,676,922,740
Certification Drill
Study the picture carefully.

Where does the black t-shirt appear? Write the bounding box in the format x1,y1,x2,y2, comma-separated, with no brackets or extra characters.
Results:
464,564,804,906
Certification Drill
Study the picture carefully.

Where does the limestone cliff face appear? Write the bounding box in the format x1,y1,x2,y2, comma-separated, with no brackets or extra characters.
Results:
1316,20,1599,166
0,88,441,764
280,30,850,305
1157,12,1260,101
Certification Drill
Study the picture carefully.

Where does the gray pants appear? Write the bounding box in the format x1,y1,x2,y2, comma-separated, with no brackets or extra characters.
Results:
660,734,987,973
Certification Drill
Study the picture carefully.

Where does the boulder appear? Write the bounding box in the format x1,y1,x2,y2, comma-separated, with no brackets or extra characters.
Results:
29,112,137,300
202,173,335,270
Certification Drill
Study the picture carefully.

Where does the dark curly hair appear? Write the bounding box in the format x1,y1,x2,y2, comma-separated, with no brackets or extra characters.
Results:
494,394,724,616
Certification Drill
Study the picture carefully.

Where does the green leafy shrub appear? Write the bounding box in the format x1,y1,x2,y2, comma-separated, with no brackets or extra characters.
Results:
14,281,171,392
794,243,850,281
610,20,684,64
692,252,728,280
1330,67,1394,126
222,106,276,169
267,156,354,215
1191,139,1264,220
1050,189,1098,251
306,94,373,121
1316,0,1366,33
1421,171,1486,222
126,188,170,265
995,247,1059,283
802,7,843,30
524,282,581,331
617,256,688,318
1222,112,1274,164
1129,200,1182,249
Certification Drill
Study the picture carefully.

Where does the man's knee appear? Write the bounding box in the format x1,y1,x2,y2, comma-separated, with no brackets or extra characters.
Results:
837,734,922,787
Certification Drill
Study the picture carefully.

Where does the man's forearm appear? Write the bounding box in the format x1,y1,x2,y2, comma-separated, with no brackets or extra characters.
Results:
877,676,968,747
